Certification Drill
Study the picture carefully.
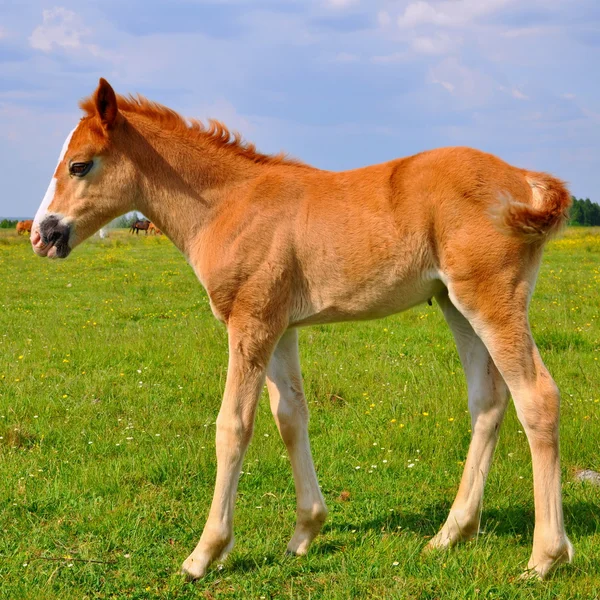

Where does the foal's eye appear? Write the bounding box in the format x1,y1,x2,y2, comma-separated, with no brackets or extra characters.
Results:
69,161,93,177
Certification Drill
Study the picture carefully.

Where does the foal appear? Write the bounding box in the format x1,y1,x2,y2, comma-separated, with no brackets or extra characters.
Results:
31,79,573,580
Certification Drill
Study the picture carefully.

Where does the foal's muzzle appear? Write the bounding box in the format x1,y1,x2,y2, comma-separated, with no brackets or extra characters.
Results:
32,214,72,259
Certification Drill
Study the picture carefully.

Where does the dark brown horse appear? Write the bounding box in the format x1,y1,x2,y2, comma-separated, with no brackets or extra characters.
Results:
130,219,150,235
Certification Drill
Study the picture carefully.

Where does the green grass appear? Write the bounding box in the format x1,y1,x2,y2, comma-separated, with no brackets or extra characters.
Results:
0,228,599,599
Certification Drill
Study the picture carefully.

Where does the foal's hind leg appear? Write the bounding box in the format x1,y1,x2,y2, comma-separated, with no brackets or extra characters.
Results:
444,279,573,578
426,290,510,551
266,329,328,555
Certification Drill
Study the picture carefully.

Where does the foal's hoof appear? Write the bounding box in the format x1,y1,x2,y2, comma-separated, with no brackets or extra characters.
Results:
286,538,311,556
285,547,307,557
181,537,234,581
423,518,478,554
181,556,207,581
521,539,574,580
422,532,453,553
421,541,439,555
518,568,542,582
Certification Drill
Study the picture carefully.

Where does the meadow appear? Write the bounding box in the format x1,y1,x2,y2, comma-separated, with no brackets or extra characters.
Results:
0,227,598,599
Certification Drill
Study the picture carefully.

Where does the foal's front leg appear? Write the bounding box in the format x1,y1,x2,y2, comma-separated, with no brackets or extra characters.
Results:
181,325,275,580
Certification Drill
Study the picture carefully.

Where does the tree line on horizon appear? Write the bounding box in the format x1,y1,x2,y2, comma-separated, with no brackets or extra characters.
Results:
569,197,600,226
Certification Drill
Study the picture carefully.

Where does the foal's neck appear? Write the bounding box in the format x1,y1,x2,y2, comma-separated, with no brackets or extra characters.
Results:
127,115,262,254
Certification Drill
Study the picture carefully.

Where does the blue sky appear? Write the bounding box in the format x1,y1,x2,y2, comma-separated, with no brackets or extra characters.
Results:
1,0,599,217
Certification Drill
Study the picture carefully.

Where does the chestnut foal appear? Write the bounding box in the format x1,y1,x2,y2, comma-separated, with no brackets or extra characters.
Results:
32,79,573,580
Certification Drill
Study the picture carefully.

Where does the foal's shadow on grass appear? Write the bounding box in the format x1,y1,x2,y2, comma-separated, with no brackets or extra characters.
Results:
224,550,336,576
199,500,598,576
321,499,599,551
193,553,281,582
321,500,450,550
226,552,279,572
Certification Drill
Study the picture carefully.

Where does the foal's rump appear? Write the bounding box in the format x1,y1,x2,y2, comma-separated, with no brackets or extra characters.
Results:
422,146,570,242
404,147,571,277
406,148,573,326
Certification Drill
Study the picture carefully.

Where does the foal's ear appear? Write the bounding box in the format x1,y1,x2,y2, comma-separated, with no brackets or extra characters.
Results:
94,78,119,130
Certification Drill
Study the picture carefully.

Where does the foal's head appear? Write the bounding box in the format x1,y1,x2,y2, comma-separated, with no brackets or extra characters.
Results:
31,78,136,258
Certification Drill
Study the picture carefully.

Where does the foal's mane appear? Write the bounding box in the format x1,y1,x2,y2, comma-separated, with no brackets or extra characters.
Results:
80,94,306,167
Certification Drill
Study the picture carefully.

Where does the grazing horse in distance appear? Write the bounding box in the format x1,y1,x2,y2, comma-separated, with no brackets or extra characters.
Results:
16,219,33,235
30,78,574,581
148,222,162,235
130,219,150,235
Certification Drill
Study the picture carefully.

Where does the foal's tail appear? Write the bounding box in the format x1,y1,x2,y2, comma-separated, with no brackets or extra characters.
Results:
491,173,572,242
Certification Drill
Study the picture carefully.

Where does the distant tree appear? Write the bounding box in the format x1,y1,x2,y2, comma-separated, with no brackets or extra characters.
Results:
569,197,599,226
569,197,583,225
582,198,600,226
111,212,142,229
0,219,18,229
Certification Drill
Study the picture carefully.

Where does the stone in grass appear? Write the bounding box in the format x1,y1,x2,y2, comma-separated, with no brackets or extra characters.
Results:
574,469,600,486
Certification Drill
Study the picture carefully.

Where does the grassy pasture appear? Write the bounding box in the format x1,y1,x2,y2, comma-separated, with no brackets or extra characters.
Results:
0,227,598,599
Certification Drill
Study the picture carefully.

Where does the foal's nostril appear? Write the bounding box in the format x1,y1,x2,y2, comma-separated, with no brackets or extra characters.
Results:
40,215,62,245
39,215,72,258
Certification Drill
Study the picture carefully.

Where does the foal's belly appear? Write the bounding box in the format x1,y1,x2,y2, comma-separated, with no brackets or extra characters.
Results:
290,269,444,327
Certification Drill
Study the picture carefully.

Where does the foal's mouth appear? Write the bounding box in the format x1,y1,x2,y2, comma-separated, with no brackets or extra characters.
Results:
31,215,72,259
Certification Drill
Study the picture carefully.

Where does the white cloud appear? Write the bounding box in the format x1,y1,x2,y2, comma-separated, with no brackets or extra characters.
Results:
371,52,408,64
497,85,529,101
412,33,458,55
433,79,455,93
377,11,391,27
503,26,548,38
327,0,358,7
398,0,515,29
333,52,360,63
398,2,454,28
429,57,497,105
29,7,89,52
28,7,121,63
511,88,528,100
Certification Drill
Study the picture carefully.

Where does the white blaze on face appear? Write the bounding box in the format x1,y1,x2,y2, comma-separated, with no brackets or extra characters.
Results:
31,127,76,252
